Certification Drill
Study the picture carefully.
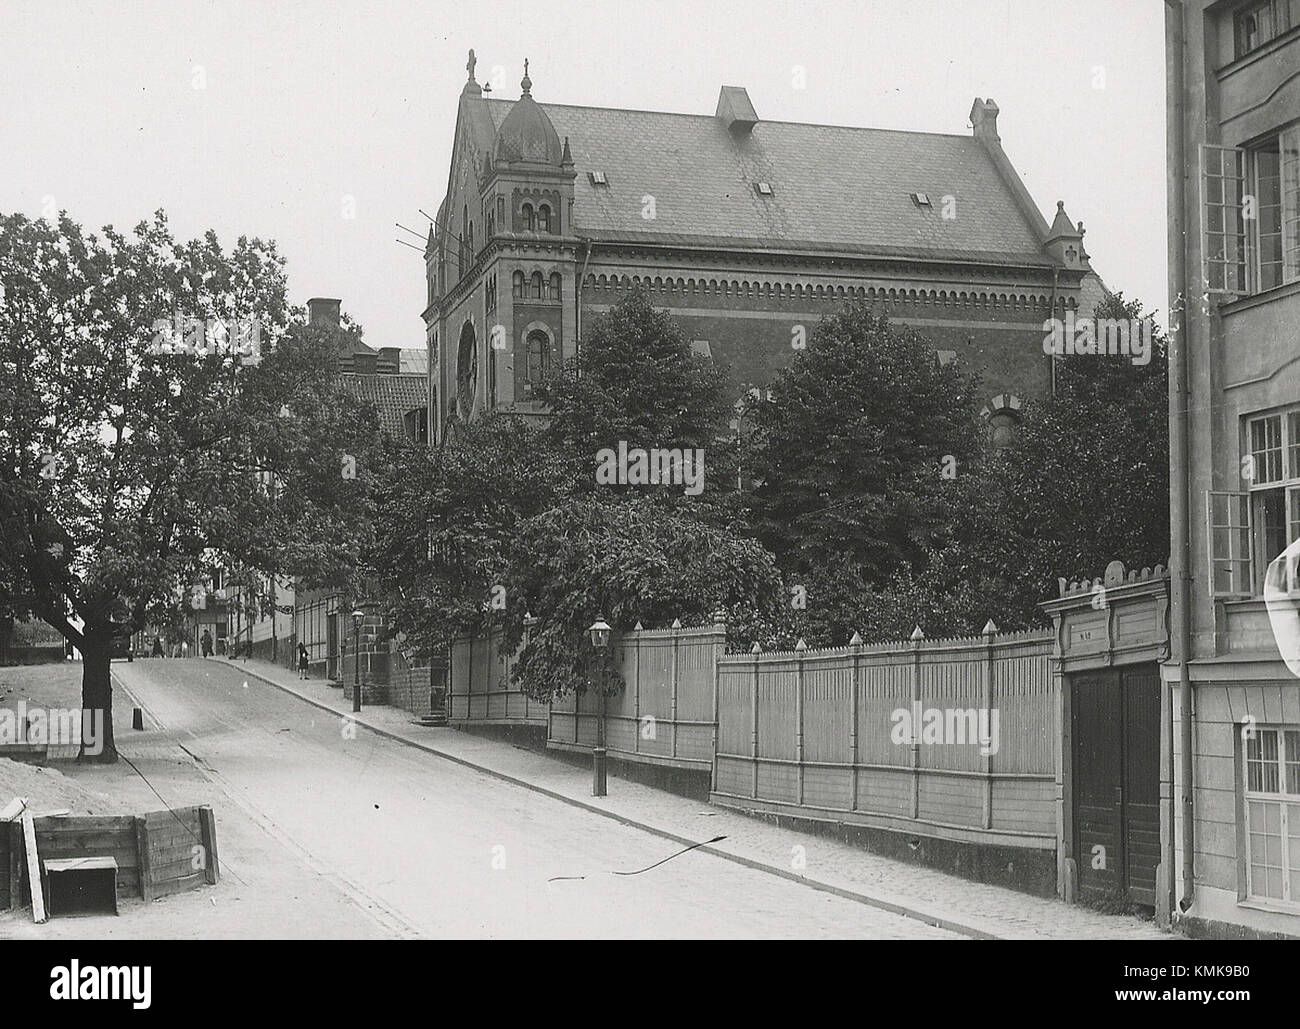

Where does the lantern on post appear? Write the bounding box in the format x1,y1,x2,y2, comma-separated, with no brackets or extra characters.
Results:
351,607,365,713
587,615,612,796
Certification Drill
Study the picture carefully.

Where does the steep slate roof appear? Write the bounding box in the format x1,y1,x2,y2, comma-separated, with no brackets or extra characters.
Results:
341,374,429,438
482,98,1052,266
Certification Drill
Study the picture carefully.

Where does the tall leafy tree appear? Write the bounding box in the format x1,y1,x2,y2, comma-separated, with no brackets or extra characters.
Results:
846,291,1171,641
742,305,984,643
537,287,732,465
0,210,376,760
371,414,573,657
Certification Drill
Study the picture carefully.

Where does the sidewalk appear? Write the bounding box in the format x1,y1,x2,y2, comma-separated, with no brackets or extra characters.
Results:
225,657,1172,941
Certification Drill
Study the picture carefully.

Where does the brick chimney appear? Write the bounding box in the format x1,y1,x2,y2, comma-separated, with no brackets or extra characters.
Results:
377,347,401,375
716,86,758,136
307,298,341,329
969,98,1000,143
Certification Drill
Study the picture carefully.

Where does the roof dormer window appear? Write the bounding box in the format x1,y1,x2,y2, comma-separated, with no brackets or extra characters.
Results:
755,182,774,196
911,192,932,207
589,171,609,186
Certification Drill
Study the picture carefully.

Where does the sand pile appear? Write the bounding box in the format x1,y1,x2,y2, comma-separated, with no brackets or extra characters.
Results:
0,758,128,816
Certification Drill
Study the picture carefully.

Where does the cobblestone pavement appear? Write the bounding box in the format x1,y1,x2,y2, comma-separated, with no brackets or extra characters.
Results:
225,658,1173,941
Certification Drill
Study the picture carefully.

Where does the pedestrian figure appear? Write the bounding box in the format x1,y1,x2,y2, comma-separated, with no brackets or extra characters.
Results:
298,643,310,679
152,635,164,658
201,628,213,658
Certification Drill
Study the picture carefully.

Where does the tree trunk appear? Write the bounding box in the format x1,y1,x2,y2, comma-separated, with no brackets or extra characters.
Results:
79,637,117,763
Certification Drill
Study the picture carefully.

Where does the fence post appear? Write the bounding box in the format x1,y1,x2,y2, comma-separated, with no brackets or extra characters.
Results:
795,638,808,806
751,641,761,800
633,621,642,755
671,619,681,759
910,625,924,821
711,611,725,795
850,631,863,813
135,816,153,902
198,805,220,885
982,620,997,829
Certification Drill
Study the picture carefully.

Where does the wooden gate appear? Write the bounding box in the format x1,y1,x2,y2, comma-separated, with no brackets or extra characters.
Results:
1071,664,1161,909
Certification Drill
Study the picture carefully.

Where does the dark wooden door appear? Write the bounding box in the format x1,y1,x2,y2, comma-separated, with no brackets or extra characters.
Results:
1072,665,1161,909
1073,672,1124,905
1121,666,1161,907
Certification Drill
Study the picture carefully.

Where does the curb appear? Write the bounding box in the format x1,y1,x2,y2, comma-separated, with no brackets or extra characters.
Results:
225,659,999,940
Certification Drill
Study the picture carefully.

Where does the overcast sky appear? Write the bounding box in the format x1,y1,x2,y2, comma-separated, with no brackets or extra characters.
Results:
1,0,1166,350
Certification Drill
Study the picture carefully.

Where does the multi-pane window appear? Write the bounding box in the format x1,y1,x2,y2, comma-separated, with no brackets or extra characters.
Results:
1203,144,1248,294
1208,490,1254,597
1244,727,1300,905
1200,127,1300,296
1219,407,1300,596
524,330,551,390
1235,0,1295,58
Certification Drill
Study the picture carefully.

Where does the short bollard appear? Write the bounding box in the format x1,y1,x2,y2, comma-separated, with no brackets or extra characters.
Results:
132,708,144,731
592,746,607,797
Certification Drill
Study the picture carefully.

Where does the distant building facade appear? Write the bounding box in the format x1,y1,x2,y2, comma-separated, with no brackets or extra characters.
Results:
424,51,1104,446
1167,0,1300,938
241,299,430,690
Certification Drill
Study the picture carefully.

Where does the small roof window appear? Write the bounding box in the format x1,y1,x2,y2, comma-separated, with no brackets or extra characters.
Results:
589,171,609,186
755,182,774,196
911,192,932,207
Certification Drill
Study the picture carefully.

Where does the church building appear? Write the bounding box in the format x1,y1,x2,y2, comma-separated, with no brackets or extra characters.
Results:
425,51,1102,446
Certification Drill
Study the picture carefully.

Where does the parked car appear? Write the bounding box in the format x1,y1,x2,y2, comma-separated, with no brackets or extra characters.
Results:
109,636,133,662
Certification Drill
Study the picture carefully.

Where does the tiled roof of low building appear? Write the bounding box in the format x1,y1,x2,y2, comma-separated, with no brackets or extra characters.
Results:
340,374,430,438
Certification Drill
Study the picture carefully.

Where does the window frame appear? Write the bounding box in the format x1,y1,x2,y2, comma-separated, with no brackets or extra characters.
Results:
1208,489,1255,598
523,329,552,390
1235,0,1294,59
1242,726,1300,907
1204,128,1300,298
1242,407,1300,595
1201,143,1250,296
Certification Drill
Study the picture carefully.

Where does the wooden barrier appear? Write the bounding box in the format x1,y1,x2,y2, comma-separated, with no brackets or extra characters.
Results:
712,627,1058,851
441,615,1059,867
547,621,725,772
1,805,219,912
447,626,548,726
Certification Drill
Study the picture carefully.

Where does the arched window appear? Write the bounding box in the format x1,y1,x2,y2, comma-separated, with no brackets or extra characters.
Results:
538,204,551,233
512,271,524,298
521,202,534,231
549,273,562,301
525,329,551,386
988,411,1021,450
530,271,543,299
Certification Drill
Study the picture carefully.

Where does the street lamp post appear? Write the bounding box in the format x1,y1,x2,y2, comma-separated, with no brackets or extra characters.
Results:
587,615,611,797
352,607,364,713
